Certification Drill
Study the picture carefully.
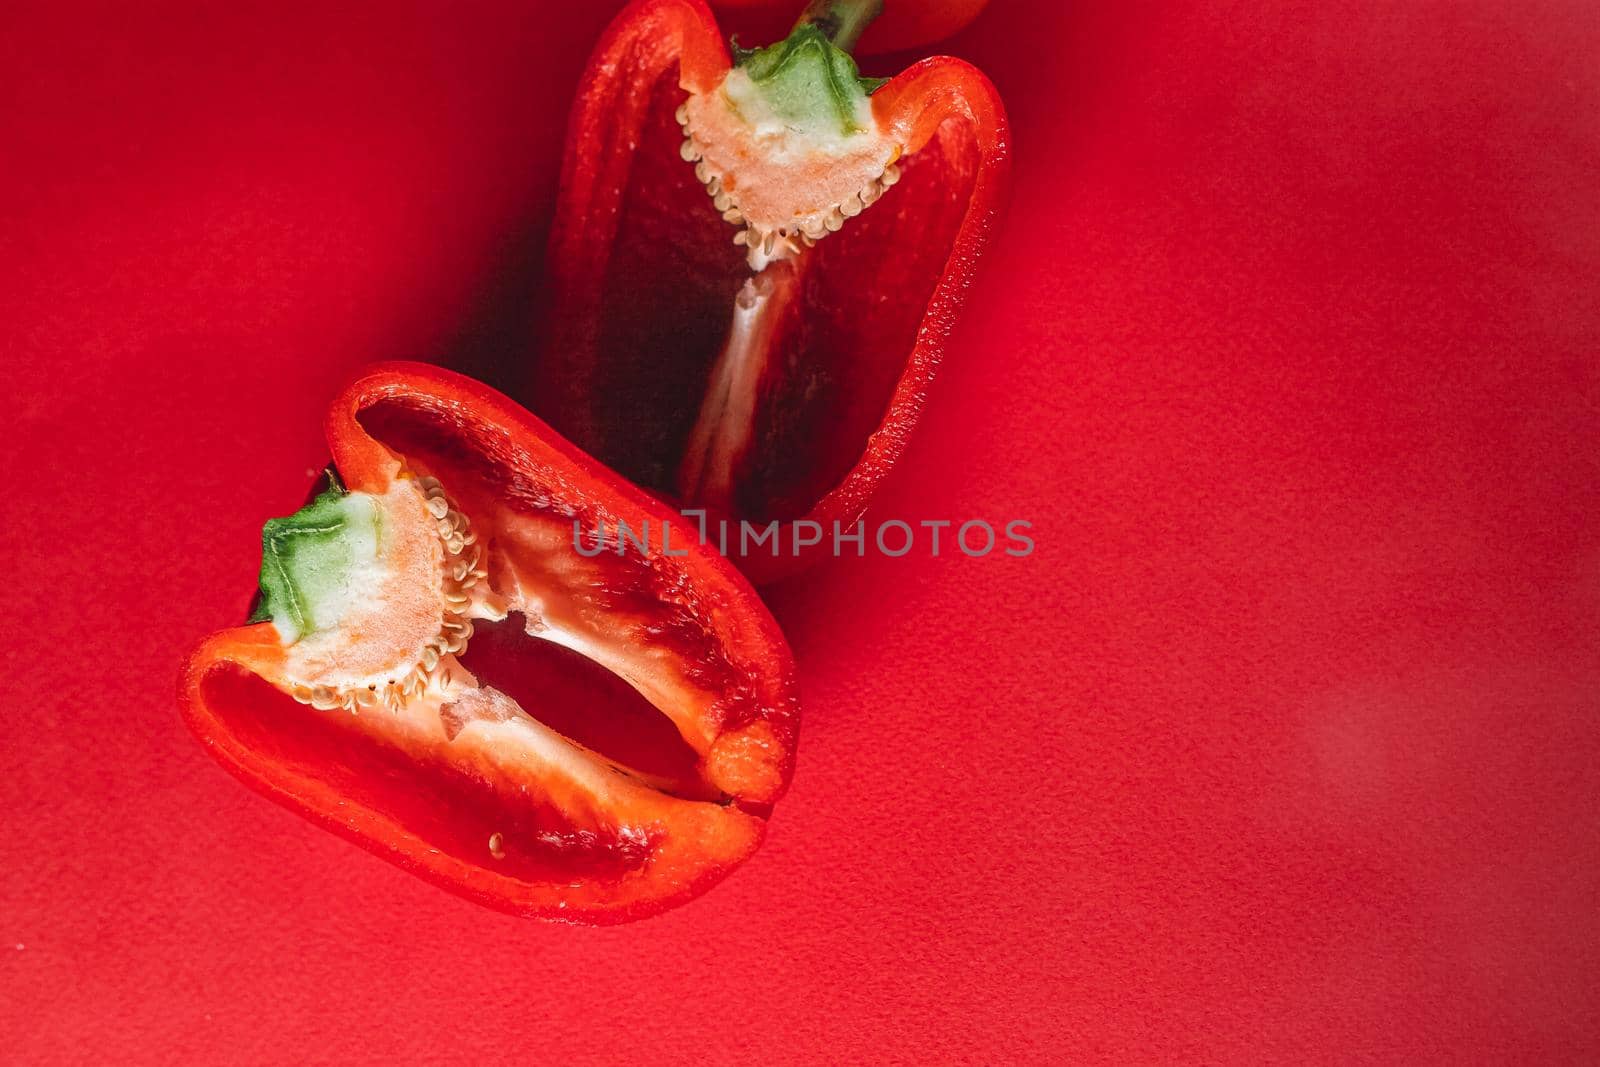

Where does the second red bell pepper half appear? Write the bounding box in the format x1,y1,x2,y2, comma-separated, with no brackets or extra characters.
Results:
181,364,798,923
530,0,1009,580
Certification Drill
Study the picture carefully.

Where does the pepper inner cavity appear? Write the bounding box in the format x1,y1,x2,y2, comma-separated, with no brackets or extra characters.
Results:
677,258,804,510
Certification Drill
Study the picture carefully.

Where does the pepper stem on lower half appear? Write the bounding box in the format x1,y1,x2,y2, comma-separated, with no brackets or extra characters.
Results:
793,0,883,53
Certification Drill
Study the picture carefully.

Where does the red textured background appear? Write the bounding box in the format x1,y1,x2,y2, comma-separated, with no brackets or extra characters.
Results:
3,1,1598,1062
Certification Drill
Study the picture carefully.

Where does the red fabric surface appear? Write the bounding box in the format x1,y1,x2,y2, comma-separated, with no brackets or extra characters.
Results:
3,1,1597,1062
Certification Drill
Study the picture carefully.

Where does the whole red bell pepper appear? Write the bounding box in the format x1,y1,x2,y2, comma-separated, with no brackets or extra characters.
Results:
181,364,798,923
531,0,1009,580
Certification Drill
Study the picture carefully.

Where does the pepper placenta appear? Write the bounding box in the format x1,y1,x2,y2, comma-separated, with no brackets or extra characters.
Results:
181,364,799,922
531,0,1009,580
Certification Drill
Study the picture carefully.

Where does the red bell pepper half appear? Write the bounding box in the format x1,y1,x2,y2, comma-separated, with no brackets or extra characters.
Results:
181,364,798,923
531,0,1009,580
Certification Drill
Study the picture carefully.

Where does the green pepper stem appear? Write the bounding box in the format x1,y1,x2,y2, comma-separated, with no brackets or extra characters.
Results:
793,0,883,54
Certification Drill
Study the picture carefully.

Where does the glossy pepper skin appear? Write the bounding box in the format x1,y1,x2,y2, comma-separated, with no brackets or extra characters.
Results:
530,0,1009,581
181,364,799,923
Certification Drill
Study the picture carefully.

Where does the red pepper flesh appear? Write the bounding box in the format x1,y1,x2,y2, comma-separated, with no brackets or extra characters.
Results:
181,364,799,923
530,0,1009,580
